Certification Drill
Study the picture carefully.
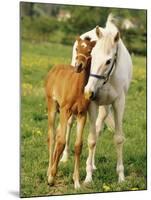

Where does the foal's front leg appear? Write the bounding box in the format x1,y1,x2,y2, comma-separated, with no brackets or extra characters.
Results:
48,108,69,185
73,114,86,189
84,102,98,183
112,92,125,182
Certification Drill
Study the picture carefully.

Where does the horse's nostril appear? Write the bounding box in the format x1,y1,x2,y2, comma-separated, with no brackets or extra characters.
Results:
79,63,83,67
90,91,94,99
85,91,95,100
90,92,96,100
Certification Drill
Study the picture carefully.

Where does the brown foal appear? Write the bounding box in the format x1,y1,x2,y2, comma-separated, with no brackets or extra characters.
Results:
45,37,96,189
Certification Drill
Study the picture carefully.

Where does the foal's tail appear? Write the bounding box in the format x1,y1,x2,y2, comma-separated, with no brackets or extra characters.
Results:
105,13,119,34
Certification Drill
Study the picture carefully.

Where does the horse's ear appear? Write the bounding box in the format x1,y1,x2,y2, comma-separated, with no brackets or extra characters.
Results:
91,40,96,48
114,31,120,43
96,26,102,39
76,36,82,43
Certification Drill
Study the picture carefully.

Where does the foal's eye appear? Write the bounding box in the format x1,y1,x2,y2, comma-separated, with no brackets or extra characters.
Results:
106,59,112,65
76,48,78,51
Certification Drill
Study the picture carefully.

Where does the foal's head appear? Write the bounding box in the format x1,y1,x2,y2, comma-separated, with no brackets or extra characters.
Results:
75,37,96,73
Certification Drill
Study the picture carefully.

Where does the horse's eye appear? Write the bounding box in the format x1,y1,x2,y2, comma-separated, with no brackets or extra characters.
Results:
76,48,78,51
106,59,111,65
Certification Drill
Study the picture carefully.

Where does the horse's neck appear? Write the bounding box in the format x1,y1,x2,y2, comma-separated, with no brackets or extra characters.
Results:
111,39,132,92
116,39,132,73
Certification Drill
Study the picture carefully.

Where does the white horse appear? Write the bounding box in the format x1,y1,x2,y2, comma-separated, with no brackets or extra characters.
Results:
84,16,133,183
61,25,115,165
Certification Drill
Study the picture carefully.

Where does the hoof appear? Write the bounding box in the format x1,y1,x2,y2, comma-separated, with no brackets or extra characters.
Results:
60,157,68,163
60,153,69,163
92,165,97,170
48,175,55,186
84,176,93,185
118,175,125,183
74,182,81,190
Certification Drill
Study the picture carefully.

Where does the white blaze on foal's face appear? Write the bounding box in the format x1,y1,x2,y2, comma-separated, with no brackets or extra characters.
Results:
84,28,120,100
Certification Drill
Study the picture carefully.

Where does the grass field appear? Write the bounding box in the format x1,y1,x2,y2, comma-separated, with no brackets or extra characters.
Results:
20,41,147,197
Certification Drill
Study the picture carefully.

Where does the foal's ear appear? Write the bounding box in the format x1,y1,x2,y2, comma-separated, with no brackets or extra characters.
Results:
96,25,102,39
114,31,120,43
91,40,96,48
76,36,82,43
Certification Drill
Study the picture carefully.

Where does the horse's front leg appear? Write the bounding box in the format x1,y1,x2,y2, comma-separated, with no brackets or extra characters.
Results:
84,102,98,183
112,92,125,183
60,115,74,163
73,114,86,189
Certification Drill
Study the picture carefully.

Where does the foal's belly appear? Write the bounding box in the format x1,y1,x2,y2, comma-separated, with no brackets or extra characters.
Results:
95,84,118,105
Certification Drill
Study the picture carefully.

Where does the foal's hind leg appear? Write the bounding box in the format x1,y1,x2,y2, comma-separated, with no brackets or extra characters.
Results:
48,108,70,185
60,115,74,162
112,92,125,183
47,98,57,178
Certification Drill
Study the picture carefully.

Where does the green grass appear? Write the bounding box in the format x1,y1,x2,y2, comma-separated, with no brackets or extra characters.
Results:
20,41,147,197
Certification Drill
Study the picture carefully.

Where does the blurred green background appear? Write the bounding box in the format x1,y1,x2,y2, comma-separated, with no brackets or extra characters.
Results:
20,2,147,197
21,2,146,55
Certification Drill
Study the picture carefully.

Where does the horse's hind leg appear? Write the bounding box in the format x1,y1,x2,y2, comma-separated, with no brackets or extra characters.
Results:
92,106,114,170
105,106,115,132
96,105,115,135
91,106,110,170
73,114,86,189
60,115,74,162
47,98,57,179
48,108,70,185
112,92,125,183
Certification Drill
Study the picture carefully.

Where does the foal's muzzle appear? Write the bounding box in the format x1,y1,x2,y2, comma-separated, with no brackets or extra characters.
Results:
74,62,84,73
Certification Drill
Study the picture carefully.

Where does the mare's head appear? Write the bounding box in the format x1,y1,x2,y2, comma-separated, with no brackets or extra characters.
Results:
84,26,120,100
75,37,96,73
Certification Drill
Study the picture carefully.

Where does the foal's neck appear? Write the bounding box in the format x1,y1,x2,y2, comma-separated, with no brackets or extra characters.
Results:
82,59,91,86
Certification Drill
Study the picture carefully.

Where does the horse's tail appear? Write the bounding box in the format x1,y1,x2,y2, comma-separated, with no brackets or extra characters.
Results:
105,13,119,34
